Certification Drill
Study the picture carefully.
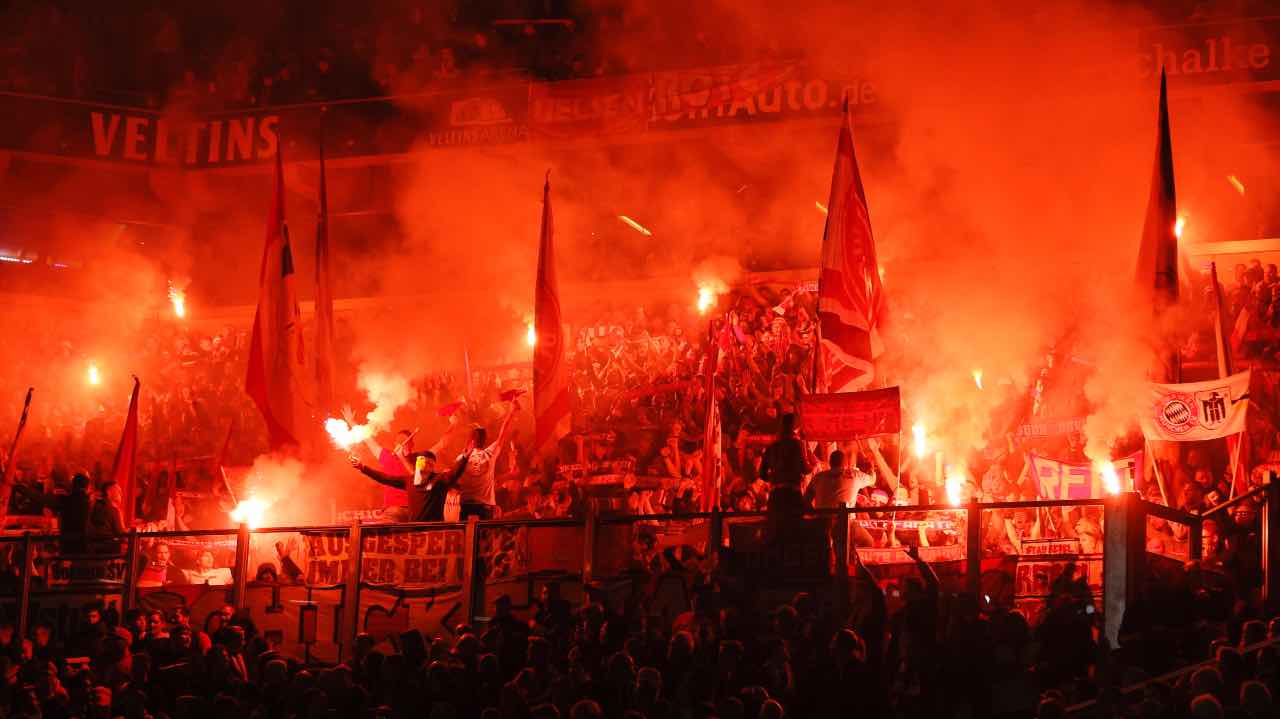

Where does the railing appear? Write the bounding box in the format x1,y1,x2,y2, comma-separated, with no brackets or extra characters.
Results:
0,479,1275,663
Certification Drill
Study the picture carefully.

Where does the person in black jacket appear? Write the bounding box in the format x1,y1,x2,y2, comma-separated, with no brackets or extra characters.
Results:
55,474,93,554
348,451,468,522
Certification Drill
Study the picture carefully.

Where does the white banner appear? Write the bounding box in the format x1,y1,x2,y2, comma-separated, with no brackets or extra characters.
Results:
1138,370,1250,441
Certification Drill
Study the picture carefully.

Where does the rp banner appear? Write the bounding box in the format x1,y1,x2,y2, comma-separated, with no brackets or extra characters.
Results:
798,387,901,441
1138,370,1251,441
1029,452,1144,499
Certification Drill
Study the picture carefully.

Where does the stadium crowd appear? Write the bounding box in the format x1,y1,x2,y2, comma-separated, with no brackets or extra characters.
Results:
0,539,1275,718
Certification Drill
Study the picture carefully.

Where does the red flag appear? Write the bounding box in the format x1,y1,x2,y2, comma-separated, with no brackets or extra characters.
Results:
246,148,308,450
533,175,571,455
701,323,728,511
1135,68,1178,312
314,135,336,414
111,377,140,525
816,97,886,393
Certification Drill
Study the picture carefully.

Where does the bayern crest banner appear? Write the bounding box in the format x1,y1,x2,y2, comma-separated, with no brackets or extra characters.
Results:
1138,370,1251,441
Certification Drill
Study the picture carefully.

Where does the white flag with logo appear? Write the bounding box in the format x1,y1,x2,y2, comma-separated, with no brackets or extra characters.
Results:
1138,370,1251,441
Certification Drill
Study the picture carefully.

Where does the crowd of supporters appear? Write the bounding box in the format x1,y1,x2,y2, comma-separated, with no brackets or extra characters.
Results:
0,536,1276,718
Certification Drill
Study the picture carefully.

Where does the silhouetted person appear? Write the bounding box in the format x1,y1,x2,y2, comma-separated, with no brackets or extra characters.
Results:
760,413,810,520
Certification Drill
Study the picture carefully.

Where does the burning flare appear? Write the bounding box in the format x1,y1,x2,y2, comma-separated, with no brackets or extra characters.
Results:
972,369,984,390
1174,215,1187,239
696,287,716,315
944,464,968,506
168,283,186,318
526,321,537,347
229,496,269,529
618,215,653,236
1097,460,1122,495
911,422,928,460
325,418,370,450
86,362,101,386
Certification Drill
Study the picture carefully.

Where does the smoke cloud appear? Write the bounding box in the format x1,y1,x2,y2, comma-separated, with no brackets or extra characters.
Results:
2,0,1279,516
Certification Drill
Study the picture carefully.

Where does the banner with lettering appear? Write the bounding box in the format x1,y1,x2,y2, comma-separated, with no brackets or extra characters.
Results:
1029,452,1144,499
1016,417,1085,439
1138,370,1250,441
47,556,130,587
528,74,650,138
302,527,465,591
798,387,901,441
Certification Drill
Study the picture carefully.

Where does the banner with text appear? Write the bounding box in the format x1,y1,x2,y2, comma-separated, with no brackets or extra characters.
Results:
1029,452,1144,499
302,527,465,591
799,387,901,441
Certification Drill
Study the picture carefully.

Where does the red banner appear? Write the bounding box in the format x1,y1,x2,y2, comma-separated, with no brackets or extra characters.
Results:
798,387,901,441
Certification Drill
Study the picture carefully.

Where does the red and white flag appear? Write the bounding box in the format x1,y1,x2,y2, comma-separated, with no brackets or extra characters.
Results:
816,98,886,392
533,176,571,454
701,323,729,511
111,377,140,525
246,150,307,450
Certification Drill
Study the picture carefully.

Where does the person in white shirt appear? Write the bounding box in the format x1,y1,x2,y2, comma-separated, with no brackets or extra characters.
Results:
457,397,520,519
805,450,873,509
183,549,233,585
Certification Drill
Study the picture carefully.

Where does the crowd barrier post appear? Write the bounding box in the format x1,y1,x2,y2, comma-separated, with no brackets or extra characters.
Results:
1264,476,1280,610
122,528,139,613
460,516,479,626
1103,491,1146,646
232,522,251,609
709,507,723,564
339,519,363,659
582,506,597,588
16,532,34,640
965,502,982,596
833,509,851,611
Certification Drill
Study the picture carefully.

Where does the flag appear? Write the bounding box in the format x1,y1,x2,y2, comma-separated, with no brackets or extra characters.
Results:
111,377,141,525
533,175,571,455
1029,451,1144,499
1134,69,1178,311
816,97,886,392
0,388,34,518
2,388,33,487
215,417,239,506
1138,371,1251,442
314,134,336,414
246,148,308,450
701,323,727,511
463,348,475,400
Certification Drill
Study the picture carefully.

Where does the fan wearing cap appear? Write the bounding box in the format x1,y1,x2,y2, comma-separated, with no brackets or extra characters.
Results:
357,418,462,522
456,395,521,520
349,451,469,523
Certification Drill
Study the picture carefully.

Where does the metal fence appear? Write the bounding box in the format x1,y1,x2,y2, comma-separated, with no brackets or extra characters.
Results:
0,480,1275,664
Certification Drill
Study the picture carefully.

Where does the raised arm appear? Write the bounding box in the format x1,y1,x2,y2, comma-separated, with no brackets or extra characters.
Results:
905,543,939,595
348,456,407,490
